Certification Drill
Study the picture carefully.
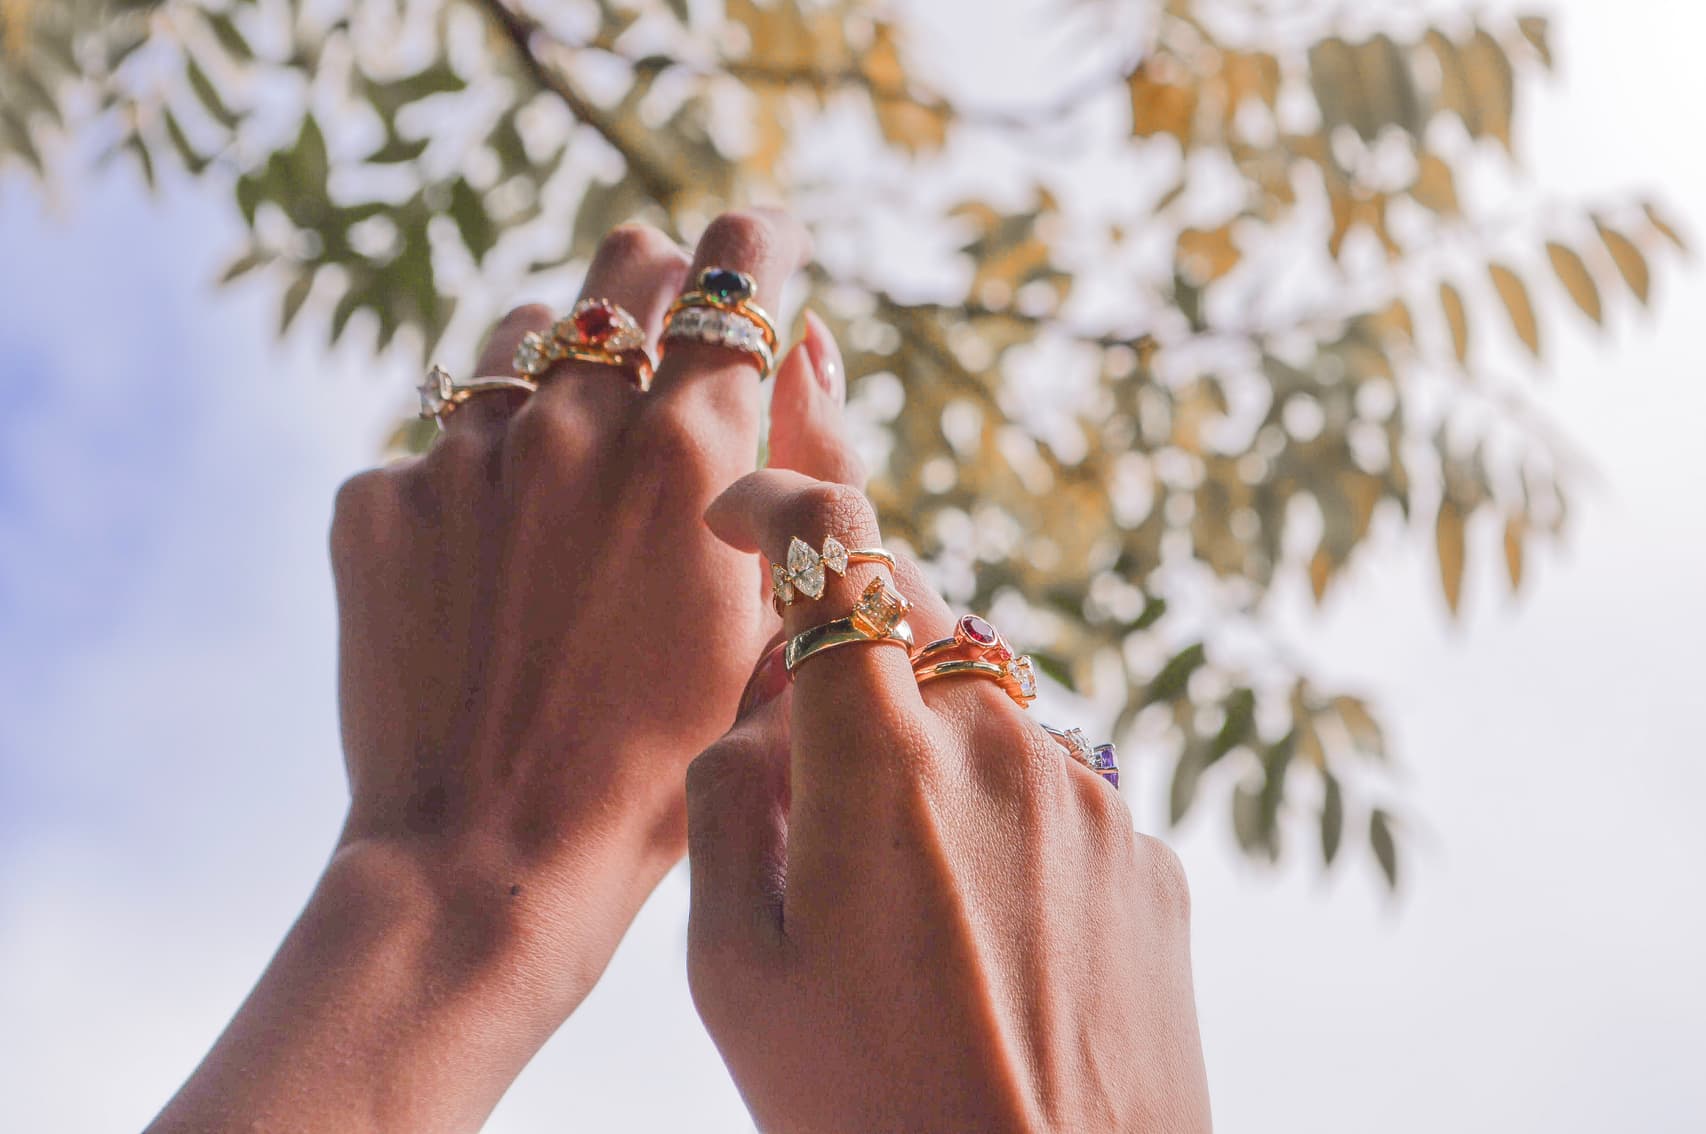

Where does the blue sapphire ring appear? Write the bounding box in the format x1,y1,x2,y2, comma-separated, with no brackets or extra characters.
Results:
662,267,780,377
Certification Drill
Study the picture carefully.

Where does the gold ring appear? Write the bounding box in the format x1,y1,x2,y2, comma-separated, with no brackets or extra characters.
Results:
784,576,916,673
911,613,1016,668
772,536,896,608
417,366,536,426
913,653,1040,708
514,299,657,390
661,268,779,377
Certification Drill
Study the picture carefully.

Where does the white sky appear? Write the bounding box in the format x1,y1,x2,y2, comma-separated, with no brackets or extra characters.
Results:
2,0,1703,1130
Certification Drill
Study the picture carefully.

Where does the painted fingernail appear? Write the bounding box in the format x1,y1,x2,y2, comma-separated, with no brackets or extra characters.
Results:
801,310,844,405
736,641,791,722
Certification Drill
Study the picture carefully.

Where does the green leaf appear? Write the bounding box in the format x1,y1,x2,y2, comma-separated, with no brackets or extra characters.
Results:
1321,773,1344,866
292,114,329,189
236,172,264,226
448,177,497,263
218,248,272,284
126,133,156,190
1208,687,1255,763
185,54,238,130
203,9,254,62
1144,642,1206,706
1370,808,1399,888
1132,595,1167,631
1169,744,1207,826
331,285,366,344
1029,651,1076,692
368,134,429,164
280,270,313,333
161,108,208,174
1232,776,1265,856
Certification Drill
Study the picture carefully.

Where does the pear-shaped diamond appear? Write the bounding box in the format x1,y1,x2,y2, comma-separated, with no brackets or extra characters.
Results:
417,366,455,419
787,537,826,599
821,536,849,576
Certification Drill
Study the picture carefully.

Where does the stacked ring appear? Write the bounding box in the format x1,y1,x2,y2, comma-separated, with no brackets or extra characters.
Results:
514,299,656,390
910,614,1040,708
772,536,897,611
1044,725,1121,789
784,576,915,673
417,365,537,427
662,267,779,377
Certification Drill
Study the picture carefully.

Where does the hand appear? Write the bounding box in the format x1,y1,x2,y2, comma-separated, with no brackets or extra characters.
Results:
685,367,1213,1132
149,210,812,1133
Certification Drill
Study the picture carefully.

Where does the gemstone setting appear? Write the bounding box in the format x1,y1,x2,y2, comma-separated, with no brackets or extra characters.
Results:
514,331,552,377
851,576,911,637
417,365,456,420
821,536,849,576
701,267,755,303
786,537,827,599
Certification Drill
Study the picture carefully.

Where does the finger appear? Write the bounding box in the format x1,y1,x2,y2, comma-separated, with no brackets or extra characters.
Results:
441,304,551,433
685,687,792,963
649,208,812,429
704,469,924,799
531,224,691,419
766,310,866,490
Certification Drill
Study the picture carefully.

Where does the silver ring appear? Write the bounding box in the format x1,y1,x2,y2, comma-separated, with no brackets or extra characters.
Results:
1044,724,1120,788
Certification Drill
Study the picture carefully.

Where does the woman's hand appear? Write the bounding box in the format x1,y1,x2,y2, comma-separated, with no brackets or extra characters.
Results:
150,210,812,1133
684,366,1213,1132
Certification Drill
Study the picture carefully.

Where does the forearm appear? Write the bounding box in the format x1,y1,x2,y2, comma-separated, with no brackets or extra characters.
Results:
145,838,606,1134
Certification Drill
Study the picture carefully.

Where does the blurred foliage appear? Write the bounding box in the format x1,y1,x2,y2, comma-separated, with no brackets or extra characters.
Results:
2,0,1688,889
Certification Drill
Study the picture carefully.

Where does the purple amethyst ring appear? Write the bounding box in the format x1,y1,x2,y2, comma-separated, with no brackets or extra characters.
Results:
1044,725,1120,790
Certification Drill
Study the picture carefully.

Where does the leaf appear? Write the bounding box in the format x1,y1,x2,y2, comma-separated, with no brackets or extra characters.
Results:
218,248,271,284
331,285,365,344
368,134,429,164
1333,695,1386,758
1208,688,1256,763
1435,497,1466,616
1462,29,1515,150
663,0,690,24
292,114,329,189
1176,225,1239,284
1488,263,1540,356
1410,152,1459,214
448,178,497,263
184,54,238,130
1144,642,1207,706
1307,37,1359,137
1128,66,1197,145
1642,200,1689,253
1232,777,1265,856
1169,744,1207,826
1308,546,1332,603
1029,651,1076,692
1439,281,1469,364
1503,515,1525,592
1595,220,1651,304
161,108,208,174
1546,241,1602,324
1370,808,1399,889
280,270,313,334
203,9,254,62
1517,16,1553,69
1321,773,1344,866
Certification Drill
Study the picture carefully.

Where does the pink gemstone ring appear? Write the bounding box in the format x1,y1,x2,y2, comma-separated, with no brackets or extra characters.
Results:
514,298,656,391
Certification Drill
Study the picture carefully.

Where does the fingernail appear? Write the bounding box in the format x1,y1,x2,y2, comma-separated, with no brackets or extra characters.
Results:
801,310,844,405
736,640,791,722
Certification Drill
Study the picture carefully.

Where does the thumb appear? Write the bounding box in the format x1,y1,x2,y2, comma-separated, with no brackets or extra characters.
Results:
685,665,792,966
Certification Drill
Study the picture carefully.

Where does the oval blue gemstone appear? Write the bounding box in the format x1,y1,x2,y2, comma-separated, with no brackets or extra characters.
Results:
702,268,752,301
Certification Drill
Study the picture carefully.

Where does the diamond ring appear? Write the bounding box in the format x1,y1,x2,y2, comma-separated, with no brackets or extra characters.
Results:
662,268,779,377
514,299,656,390
771,536,897,609
416,366,537,427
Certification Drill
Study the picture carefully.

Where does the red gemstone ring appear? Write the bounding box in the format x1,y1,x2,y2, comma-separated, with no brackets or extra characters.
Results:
911,614,1039,707
513,298,656,391
910,614,1015,668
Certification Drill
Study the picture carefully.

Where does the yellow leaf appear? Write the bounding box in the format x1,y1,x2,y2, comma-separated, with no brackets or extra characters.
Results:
1177,225,1240,284
1546,241,1602,324
1488,263,1540,356
1333,696,1385,756
1503,515,1524,592
1128,66,1197,146
1411,153,1459,214
1309,546,1332,604
1462,29,1515,150
1642,200,1689,254
1518,16,1553,68
1596,220,1652,304
1436,498,1466,615
1373,298,1414,343
1440,280,1469,364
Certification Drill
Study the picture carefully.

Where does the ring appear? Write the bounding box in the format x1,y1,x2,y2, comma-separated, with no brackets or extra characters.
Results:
514,299,656,390
416,366,537,427
784,577,915,673
1044,725,1121,788
662,267,779,377
911,614,1017,668
913,653,1040,708
772,536,897,609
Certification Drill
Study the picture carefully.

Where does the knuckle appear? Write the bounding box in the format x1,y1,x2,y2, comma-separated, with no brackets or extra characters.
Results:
598,223,681,266
783,480,876,543
329,468,401,558
699,210,776,268
631,404,715,475
504,399,589,472
1136,834,1193,924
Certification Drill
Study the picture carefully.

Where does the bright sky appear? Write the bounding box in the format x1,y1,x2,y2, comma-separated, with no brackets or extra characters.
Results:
2,1,1703,1130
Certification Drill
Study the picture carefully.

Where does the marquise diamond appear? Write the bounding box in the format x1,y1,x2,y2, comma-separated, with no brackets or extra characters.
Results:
821,536,849,576
786,537,826,599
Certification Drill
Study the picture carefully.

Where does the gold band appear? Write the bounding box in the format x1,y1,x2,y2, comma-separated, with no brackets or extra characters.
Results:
772,536,897,610
913,654,1040,708
417,367,536,425
557,344,656,391
785,615,915,674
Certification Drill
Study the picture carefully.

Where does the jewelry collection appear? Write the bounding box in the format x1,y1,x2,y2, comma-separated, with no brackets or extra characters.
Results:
416,272,1118,790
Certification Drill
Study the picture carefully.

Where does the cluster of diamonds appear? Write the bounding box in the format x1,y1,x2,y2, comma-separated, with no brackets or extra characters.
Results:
664,307,775,373
514,330,555,378
953,615,1038,705
772,536,852,604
